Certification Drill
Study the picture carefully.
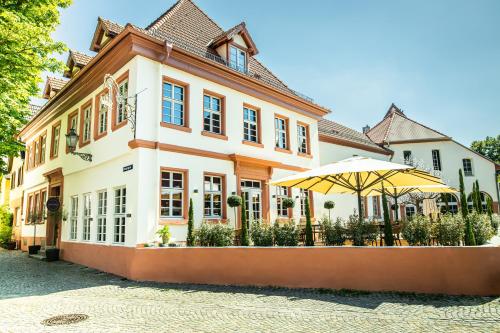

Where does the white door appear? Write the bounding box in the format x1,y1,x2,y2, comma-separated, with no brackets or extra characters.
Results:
241,180,262,221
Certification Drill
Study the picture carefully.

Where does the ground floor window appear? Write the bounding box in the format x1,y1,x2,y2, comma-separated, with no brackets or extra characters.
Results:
437,194,459,214
82,193,91,241
276,186,290,217
97,190,107,242
204,175,223,218
405,205,416,218
161,170,185,218
114,186,126,244
300,189,310,217
241,180,262,221
70,196,78,240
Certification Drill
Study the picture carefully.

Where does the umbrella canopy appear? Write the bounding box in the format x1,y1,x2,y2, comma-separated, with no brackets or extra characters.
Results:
272,156,445,221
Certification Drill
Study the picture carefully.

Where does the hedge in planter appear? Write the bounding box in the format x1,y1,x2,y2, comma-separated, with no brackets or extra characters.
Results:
250,221,273,246
273,221,299,246
320,217,346,246
468,211,495,245
346,215,377,246
431,213,464,246
195,223,234,247
402,214,431,246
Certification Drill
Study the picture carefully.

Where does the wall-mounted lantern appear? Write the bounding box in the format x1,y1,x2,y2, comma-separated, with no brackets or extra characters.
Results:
65,128,92,162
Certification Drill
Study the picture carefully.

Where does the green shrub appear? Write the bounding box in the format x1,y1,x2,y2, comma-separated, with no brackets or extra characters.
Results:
195,223,234,247
402,214,431,246
468,212,495,245
345,215,378,246
0,205,12,227
273,221,299,246
0,223,12,245
281,198,295,209
491,214,499,233
431,213,464,246
156,225,171,244
250,221,274,246
320,217,346,246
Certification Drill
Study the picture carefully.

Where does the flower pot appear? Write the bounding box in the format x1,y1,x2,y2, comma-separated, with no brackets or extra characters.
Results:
45,248,60,262
28,245,41,255
4,241,16,250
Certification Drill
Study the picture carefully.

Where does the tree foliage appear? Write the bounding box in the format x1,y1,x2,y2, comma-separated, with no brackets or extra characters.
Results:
470,135,500,164
304,197,314,246
0,0,71,173
381,187,394,246
186,198,194,246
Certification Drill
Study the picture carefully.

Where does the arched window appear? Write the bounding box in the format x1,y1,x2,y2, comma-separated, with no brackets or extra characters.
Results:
467,192,491,212
437,194,459,214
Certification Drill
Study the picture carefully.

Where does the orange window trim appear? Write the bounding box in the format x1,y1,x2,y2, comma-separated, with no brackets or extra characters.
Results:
94,88,109,141
50,120,61,160
38,130,47,166
66,109,79,154
242,102,262,145
160,76,190,131
111,70,129,132
202,89,226,136
159,167,189,224
79,98,93,148
274,113,291,153
203,172,227,220
297,121,312,157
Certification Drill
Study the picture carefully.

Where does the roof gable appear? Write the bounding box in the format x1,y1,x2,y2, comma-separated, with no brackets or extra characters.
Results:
367,103,450,144
64,50,94,78
42,77,68,99
90,17,124,52
209,22,259,56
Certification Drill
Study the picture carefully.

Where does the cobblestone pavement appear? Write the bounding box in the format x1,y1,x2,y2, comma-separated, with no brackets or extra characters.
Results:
0,250,499,333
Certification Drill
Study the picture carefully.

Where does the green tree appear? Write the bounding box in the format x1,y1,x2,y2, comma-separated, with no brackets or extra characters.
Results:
381,187,394,246
470,135,500,164
323,200,335,221
240,198,249,246
186,198,194,246
304,197,314,246
459,169,475,245
0,0,71,173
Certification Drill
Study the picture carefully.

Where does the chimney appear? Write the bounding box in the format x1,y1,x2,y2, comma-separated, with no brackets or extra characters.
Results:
362,125,371,134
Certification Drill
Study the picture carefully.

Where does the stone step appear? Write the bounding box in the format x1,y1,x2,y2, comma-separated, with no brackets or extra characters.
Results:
28,253,47,261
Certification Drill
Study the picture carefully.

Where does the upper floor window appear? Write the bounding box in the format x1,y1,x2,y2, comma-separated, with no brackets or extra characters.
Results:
17,167,22,186
98,95,108,135
297,123,310,155
229,45,246,73
160,169,185,218
204,175,223,218
117,80,128,124
432,149,441,171
10,172,15,190
81,104,92,144
274,116,289,150
51,123,60,159
203,94,222,134
462,158,473,176
162,81,185,126
243,106,259,143
39,134,47,164
403,150,413,165
34,141,40,166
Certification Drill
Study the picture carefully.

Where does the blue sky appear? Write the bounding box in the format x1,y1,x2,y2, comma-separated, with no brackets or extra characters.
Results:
42,0,500,145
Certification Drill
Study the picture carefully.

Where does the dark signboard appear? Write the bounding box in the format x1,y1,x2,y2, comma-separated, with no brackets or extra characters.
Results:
46,197,61,212
123,164,133,172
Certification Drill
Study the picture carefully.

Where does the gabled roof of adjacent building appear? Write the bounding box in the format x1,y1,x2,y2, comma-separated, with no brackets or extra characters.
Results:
42,76,69,99
366,103,451,144
64,50,94,78
318,118,391,155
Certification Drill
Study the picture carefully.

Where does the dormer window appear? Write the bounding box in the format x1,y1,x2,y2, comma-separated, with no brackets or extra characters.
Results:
229,45,246,73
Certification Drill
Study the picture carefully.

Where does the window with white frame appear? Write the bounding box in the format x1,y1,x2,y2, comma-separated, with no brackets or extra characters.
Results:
243,107,258,143
275,117,288,149
372,196,380,217
52,125,60,158
229,45,246,72
70,196,78,240
162,81,184,126
297,124,309,154
97,190,107,242
403,150,413,165
405,205,416,218
117,80,128,124
203,94,221,134
113,187,126,243
40,135,46,164
98,97,108,134
161,171,184,218
432,150,441,171
40,191,47,221
276,186,290,217
34,141,39,166
70,114,78,130
462,158,473,176
82,193,91,241
300,189,310,217
82,106,91,143
204,175,222,218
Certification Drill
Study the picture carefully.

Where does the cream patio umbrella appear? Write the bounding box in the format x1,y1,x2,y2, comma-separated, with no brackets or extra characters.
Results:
363,184,457,221
271,156,445,222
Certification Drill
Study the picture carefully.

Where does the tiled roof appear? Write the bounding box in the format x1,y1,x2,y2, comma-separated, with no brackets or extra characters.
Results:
318,118,389,154
366,104,449,144
46,76,68,91
70,50,93,67
100,17,124,35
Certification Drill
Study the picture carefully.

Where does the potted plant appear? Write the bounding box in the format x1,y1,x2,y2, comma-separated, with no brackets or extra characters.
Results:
156,225,171,245
324,200,335,221
28,212,41,254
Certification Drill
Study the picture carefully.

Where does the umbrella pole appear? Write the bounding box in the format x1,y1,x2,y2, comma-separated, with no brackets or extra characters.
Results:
394,189,399,222
356,173,363,222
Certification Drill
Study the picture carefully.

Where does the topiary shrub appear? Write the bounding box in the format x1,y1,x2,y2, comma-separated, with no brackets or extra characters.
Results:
323,200,335,220
468,212,495,245
431,213,464,246
345,215,378,246
195,222,234,247
281,197,295,209
250,220,274,246
320,217,346,246
402,214,431,246
186,198,195,246
273,220,299,246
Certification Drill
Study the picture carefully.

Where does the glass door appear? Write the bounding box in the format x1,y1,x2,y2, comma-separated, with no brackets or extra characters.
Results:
241,180,262,221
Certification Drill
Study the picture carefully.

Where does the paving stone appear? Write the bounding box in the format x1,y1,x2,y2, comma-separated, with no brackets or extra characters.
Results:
0,249,498,333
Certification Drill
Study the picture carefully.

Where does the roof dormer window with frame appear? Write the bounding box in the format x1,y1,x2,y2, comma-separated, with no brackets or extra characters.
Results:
229,45,247,73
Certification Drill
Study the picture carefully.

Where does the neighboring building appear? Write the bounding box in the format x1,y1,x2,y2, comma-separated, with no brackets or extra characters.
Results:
13,0,330,251
366,104,500,217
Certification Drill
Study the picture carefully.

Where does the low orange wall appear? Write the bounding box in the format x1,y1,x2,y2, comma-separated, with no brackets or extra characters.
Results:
60,243,500,296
